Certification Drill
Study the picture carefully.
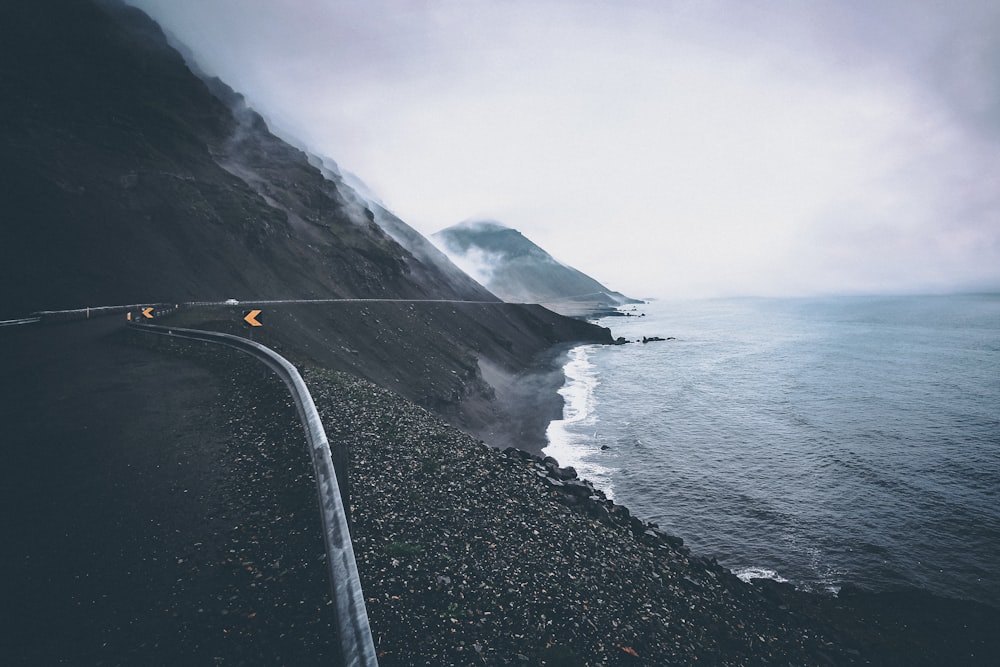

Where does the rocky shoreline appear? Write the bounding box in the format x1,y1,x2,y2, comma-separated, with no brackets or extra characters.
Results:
61,327,996,666
307,369,849,665
303,367,1000,666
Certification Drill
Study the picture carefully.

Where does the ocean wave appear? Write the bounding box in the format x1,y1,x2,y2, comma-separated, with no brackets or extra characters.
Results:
733,567,790,584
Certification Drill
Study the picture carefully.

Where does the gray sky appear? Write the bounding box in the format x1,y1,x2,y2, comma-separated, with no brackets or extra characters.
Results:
126,0,1000,298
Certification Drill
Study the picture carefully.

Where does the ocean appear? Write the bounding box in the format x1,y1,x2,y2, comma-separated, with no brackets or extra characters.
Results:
544,294,1000,607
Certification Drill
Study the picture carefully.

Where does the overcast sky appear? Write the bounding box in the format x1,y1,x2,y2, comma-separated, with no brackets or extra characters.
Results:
126,0,1000,299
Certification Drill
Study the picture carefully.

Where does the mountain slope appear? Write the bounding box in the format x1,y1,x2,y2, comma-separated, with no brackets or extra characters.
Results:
434,220,641,316
0,0,612,450
0,0,495,318
302,152,495,302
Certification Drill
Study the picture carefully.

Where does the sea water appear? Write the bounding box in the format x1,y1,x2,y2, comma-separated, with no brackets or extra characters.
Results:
545,294,1000,607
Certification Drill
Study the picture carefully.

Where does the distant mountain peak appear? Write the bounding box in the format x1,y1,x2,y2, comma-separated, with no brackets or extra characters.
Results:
437,220,555,262
433,220,641,317
452,219,507,231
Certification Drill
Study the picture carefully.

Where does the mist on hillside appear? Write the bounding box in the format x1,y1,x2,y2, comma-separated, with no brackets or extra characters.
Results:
125,0,1000,298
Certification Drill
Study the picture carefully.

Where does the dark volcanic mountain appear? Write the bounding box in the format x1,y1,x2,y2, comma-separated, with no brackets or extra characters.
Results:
434,220,642,316
0,0,494,318
0,0,612,448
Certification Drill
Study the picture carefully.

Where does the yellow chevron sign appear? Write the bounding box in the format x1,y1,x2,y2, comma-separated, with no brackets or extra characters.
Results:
243,309,263,327
141,307,154,319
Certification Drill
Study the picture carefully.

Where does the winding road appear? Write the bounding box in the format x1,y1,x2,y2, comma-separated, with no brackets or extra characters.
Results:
0,309,350,664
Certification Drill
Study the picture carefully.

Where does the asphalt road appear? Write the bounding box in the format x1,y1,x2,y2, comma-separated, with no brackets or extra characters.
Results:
0,315,342,664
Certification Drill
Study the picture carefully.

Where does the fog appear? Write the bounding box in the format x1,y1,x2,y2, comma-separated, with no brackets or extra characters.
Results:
126,0,1000,298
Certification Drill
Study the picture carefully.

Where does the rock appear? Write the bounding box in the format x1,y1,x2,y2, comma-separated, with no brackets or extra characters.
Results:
504,446,534,461
639,526,685,549
561,479,595,498
554,466,578,481
609,504,631,523
585,502,611,522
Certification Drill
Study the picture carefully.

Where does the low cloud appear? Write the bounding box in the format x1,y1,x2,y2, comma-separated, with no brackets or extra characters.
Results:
432,242,503,290
127,0,1000,297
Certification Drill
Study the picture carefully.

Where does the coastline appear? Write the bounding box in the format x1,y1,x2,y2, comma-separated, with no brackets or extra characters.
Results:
12,317,994,664
478,343,580,455
542,343,619,498
308,368,853,665
305,367,1000,665
523,300,1000,664
556,296,1000,611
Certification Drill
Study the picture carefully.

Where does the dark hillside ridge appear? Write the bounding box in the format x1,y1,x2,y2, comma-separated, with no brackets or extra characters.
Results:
0,0,494,318
434,220,643,317
0,0,609,448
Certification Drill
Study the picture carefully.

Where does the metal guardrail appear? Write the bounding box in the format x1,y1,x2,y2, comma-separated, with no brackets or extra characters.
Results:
30,303,176,322
130,321,377,667
2,304,175,326
0,317,41,327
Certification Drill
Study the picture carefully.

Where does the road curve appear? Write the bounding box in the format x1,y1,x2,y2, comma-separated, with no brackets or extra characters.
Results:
131,320,377,667
1,316,347,664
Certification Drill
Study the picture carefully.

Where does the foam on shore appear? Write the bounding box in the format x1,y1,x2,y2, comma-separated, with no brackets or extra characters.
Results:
544,344,616,499
734,567,790,584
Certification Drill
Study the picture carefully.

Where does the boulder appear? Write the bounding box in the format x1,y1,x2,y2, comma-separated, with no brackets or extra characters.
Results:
554,466,578,481
562,479,595,498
